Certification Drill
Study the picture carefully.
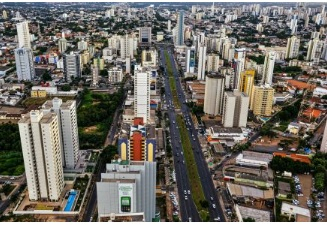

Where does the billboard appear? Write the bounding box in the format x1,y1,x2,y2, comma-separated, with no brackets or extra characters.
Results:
118,183,134,213
189,50,195,67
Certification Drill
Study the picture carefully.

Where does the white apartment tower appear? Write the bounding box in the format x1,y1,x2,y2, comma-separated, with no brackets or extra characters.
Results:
120,35,134,59
233,48,246,90
77,39,88,51
206,54,220,72
18,110,65,201
290,15,298,35
134,67,150,124
91,65,99,87
306,38,324,64
222,90,249,128
41,98,80,169
286,36,300,59
203,74,225,116
58,32,67,53
197,45,207,80
262,51,276,85
16,21,31,48
15,47,35,81
320,122,327,153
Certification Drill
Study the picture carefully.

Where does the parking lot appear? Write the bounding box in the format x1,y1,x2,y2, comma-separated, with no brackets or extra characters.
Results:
296,174,312,209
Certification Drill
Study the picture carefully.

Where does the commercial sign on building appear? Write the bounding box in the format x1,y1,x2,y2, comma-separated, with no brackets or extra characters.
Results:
189,49,195,67
118,183,133,213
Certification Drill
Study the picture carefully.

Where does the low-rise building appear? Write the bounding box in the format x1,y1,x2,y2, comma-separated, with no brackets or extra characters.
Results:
235,151,273,168
281,202,310,222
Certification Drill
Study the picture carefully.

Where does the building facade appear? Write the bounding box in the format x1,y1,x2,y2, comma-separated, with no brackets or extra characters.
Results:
197,45,207,80
250,85,275,116
15,47,35,81
286,36,300,59
63,52,81,82
262,51,276,85
16,21,31,48
203,74,225,115
18,110,64,201
134,67,150,124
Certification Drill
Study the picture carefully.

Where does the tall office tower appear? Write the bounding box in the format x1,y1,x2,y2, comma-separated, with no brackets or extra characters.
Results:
139,27,152,45
91,65,99,86
58,32,67,53
118,119,156,162
262,51,276,85
167,20,171,32
97,160,156,222
186,46,196,73
222,90,249,128
134,67,150,124
93,57,104,70
286,36,300,59
211,2,215,16
2,10,7,19
41,98,79,169
18,110,65,201
77,39,88,51
16,21,31,48
206,54,220,72
176,11,185,46
203,74,225,116
233,48,246,89
250,85,275,116
15,47,35,81
239,70,255,100
141,49,157,67
197,45,207,80
290,15,298,35
63,52,81,82
126,56,131,74
320,122,327,153
120,35,134,59
304,14,309,28
306,38,324,64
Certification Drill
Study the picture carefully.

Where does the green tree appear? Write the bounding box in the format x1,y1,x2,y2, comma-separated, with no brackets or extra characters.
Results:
243,217,256,222
61,84,71,91
42,72,52,81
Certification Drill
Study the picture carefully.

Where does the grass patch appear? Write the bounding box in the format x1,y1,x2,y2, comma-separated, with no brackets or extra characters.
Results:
89,152,99,163
85,165,94,173
176,115,209,221
35,204,54,210
164,51,181,108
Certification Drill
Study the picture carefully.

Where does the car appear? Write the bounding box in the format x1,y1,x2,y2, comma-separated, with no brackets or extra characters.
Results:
210,197,214,201
188,217,192,222
184,190,187,195
10,177,15,180
188,190,191,195
193,138,196,141
214,217,221,221
185,195,188,200
89,217,93,222
212,204,216,209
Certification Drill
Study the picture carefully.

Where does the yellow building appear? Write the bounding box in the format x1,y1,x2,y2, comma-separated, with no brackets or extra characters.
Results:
80,51,90,65
250,85,275,116
31,90,47,98
93,57,104,70
239,70,255,99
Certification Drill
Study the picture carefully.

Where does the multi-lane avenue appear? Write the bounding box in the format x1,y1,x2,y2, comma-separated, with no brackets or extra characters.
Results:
159,46,225,222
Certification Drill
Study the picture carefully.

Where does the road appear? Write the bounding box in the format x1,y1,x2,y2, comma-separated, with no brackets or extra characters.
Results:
160,47,224,221
160,49,200,222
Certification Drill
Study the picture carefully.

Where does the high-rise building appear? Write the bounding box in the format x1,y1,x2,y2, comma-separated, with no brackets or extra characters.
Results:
126,56,131,74
97,160,156,222
286,36,300,59
63,52,81,82
197,45,207,80
186,46,196,73
222,90,249,128
120,34,135,59
15,47,35,81
41,98,80,169
58,32,67,53
16,21,31,48
167,20,171,32
2,10,7,19
262,51,276,85
108,66,123,83
320,122,327,153
203,73,225,116
91,65,99,86
206,54,220,72
290,15,298,35
306,38,324,64
250,85,275,116
77,39,88,51
93,57,104,70
139,27,152,45
118,119,156,162
233,48,246,89
134,67,150,124
18,110,64,201
239,70,255,100
175,11,185,46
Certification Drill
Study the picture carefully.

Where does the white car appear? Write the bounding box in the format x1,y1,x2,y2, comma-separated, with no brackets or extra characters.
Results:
212,204,216,209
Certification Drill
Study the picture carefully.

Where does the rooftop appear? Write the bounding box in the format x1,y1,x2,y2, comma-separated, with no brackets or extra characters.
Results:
237,205,271,222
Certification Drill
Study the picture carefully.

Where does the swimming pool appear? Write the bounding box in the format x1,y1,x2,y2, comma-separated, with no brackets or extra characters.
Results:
64,190,78,211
